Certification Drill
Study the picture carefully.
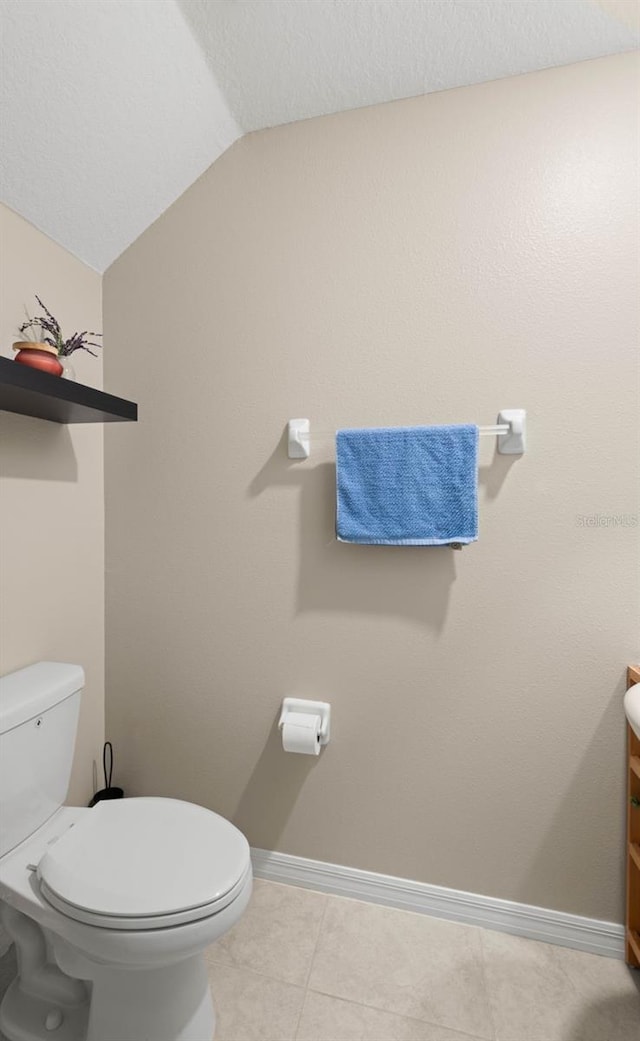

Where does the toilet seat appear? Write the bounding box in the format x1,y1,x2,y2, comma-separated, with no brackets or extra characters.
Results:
39,861,252,930
37,797,251,931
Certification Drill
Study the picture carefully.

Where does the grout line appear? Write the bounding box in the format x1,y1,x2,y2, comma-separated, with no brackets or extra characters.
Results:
293,891,331,1040
294,896,494,1041
207,953,306,988
299,982,494,1041
477,925,499,1041
547,937,589,998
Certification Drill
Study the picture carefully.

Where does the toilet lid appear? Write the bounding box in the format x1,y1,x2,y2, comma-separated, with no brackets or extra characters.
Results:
37,797,250,925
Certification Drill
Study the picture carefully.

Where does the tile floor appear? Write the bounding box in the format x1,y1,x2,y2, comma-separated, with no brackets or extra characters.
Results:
0,879,638,1040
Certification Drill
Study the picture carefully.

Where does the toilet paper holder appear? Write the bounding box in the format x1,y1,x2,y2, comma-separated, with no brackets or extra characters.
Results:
278,698,331,746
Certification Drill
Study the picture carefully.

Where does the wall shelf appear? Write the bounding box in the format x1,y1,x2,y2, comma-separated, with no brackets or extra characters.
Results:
0,357,137,424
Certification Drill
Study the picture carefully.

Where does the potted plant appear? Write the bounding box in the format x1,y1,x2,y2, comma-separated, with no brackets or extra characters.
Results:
13,296,102,378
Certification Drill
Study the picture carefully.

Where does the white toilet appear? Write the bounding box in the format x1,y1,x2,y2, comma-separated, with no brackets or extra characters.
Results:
0,662,253,1041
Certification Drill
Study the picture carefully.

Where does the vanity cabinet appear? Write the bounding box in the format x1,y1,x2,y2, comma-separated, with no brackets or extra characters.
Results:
626,664,640,967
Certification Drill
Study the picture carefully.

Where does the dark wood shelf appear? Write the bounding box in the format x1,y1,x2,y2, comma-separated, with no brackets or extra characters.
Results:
0,356,137,424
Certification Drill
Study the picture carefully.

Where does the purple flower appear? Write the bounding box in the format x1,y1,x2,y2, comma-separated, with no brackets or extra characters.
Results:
19,296,102,357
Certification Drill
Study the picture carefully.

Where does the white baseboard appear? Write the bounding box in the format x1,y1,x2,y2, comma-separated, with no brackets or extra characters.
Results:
250,848,625,960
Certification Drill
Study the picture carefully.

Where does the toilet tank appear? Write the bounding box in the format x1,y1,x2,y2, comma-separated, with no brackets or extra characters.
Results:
0,662,84,858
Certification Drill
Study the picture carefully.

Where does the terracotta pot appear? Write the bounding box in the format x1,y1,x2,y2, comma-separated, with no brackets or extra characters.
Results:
12,342,63,377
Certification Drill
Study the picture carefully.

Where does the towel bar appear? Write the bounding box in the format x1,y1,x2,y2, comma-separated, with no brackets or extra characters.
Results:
288,411,526,459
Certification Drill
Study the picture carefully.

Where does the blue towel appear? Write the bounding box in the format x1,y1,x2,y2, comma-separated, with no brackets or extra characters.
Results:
336,425,479,545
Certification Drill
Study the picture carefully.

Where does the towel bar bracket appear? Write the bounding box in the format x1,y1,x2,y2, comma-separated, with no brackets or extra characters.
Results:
288,418,311,459
496,409,526,455
287,412,526,459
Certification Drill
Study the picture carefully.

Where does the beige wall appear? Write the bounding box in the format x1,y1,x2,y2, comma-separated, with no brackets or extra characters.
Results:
104,53,639,922
0,205,104,806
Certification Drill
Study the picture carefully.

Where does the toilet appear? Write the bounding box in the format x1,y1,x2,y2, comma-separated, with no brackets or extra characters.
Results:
0,662,252,1041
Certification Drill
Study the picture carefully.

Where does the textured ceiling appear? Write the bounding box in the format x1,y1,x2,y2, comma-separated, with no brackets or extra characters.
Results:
0,0,241,273
1,0,638,272
181,0,639,131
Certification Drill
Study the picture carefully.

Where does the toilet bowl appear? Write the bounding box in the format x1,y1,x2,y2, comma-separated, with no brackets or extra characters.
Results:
0,663,252,1041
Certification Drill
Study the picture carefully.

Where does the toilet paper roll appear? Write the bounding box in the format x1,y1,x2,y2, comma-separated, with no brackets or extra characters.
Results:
282,713,322,755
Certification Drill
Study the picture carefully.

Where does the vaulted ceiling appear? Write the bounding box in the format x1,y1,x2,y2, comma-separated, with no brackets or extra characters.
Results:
1,0,637,272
